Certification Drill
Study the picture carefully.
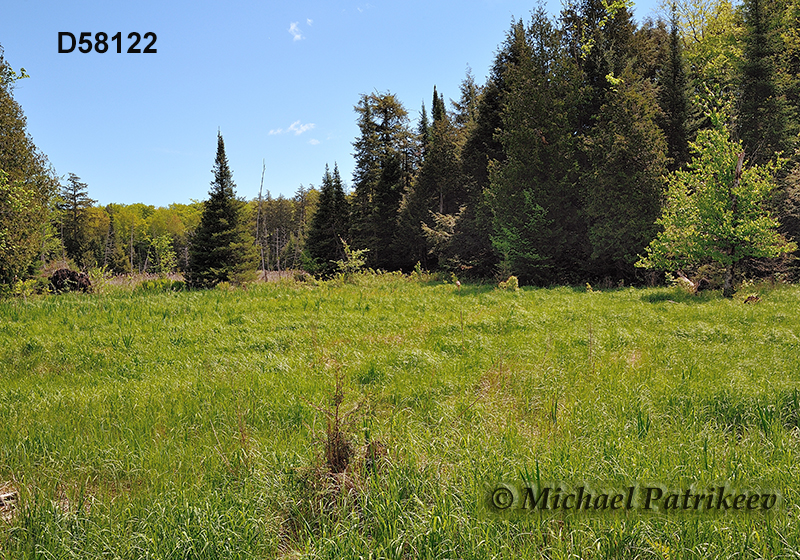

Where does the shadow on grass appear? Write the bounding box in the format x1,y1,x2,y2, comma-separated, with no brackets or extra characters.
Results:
450,282,496,297
641,287,721,304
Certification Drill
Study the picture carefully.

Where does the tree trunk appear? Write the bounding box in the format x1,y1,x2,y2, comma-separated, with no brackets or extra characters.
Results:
723,262,735,298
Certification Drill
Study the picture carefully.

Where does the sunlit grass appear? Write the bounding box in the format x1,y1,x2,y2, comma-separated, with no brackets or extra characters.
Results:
1,276,799,558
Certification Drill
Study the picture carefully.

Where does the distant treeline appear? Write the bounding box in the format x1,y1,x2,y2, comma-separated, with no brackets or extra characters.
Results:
2,0,799,286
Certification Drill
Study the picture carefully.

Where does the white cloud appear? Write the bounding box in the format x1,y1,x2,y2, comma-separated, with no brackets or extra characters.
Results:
308,138,320,145
288,120,315,135
288,22,303,41
306,18,313,26
270,121,315,136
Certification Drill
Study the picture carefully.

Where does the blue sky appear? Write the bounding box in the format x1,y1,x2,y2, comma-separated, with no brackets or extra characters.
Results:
2,0,662,207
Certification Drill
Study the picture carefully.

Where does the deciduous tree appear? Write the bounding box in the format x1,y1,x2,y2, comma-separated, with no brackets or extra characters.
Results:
637,110,796,295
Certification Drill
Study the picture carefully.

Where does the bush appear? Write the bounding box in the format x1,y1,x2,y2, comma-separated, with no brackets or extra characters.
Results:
134,278,185,293
498,275,519,291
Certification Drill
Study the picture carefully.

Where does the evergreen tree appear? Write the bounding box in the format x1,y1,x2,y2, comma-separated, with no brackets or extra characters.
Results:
417,101,430,161
659,5,692,170
489,7,585,283
777,0,800,144
305,164,350,277
395,87,464,270
187,132,257,288
0,44,59,283
738,0,790,164
350,92,413,270
561,0,637,132
451,67,481,134
56,173,96,267
583,68,669,280
103,204,130,273
456,21,529,277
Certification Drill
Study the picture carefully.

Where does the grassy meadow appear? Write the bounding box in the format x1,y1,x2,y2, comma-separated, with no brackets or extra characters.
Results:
1,273,800,558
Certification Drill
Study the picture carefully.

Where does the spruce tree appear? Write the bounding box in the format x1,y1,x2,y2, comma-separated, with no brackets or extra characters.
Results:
738,0,789,165
583,68,669,281
305,164,350,277
659,5,692,170
489,7,585,283
456,21,529,277
395,87,464,270
187,132,257,288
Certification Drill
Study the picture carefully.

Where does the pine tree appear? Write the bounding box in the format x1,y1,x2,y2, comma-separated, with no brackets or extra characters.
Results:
350,92,412,270
187,132,257,288
56,173,96,267
305,164,349,277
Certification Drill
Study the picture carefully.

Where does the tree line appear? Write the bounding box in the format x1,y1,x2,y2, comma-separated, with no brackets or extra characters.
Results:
2,0,799,290
304,0,800,285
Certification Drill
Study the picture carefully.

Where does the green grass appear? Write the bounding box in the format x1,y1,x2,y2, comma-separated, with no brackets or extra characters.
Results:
1,274,800,558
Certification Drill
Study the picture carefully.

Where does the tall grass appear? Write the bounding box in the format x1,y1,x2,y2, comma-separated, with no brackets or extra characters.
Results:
1,276,799,558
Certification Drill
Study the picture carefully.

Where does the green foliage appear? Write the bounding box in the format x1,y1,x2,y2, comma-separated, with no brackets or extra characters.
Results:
56,173,96,267
637,110,796,292
0,170,48,285
304,164,349,277
350,92,413,270
583,67,669,280
395,86,464,271
738,0,792,164
333,238,369,281
134,277,186,293
489,9,584,283
659,5,693,170
187,132,257,288
497,275,519,291
150,234,177,278
0,45,60,285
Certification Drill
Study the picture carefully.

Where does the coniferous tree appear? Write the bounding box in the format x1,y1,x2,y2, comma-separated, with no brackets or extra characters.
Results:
659,5,693,170
738,0,790,165
417,102,430,160
305,164,350,276
455,22,529,277
350,92,413,270
489,7,585,283
0,44,60,283
103,204,131,273
57,173,96,267
561,0,637,133
395,87,464,270
187,132,257,288
583,68,669,280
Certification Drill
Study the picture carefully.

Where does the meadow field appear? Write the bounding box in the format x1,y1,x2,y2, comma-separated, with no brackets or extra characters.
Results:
1,274,799,558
